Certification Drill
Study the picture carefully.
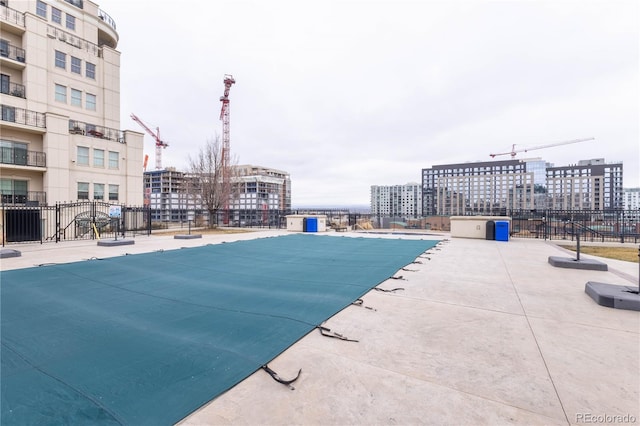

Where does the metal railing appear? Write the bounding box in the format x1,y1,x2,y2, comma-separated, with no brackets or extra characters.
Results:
0,42,25,63
1,105,46,128
0,4,25,27
507,209,640,243
2,201,151,245
97,9,116,31
68,120,125,143
1,81,26,98
1,191,46,206
0,147,46,167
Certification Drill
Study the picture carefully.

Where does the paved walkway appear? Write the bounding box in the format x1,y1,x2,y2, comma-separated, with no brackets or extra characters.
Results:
2,231,638,425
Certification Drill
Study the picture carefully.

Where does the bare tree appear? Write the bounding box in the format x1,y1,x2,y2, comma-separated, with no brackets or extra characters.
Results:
187,136,237,227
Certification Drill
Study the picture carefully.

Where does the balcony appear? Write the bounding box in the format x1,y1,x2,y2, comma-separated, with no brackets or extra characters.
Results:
96,9,118,49
69,120,125,143
0,4,25,30
98,9,116,31
1,105,46,128
0,42,26,65
0,147,46,168
1,191,46,206
1,81,26,98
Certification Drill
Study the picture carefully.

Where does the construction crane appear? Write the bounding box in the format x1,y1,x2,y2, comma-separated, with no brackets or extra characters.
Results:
489,137,595,159
219,74,236,173
130,113,169,170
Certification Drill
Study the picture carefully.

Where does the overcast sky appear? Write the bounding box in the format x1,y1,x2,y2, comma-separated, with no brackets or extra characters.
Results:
102,0,639,207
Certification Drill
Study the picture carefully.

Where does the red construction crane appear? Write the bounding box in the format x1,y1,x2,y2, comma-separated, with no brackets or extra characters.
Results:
130,113,169,170
219,74,236,173
219,74,235,224
489,137,595,159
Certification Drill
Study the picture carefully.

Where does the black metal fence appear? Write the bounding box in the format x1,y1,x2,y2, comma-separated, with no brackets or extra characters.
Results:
492,209,640,243
4,204,637,245
148,208,367,231
2,202,151,245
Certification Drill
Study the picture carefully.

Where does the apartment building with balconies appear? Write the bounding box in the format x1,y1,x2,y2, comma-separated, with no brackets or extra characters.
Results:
143,165,292,224
546,159,623,210
623,188,640,210
0,0,143,206
370,183,423,218
421,158,548,216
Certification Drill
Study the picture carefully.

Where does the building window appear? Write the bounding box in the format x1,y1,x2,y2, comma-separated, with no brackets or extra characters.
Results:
77,146,89,165
70,88,82,106
77,182,89,200
108,151,119,169
66,14,75,30
71,56,81,74
36,0,47,18
94,183,104,200
0,140,27,166
86,62,95,79
55,84,66,102
93,149,104,167
86,93,96,110
52,7,62,24
109,184,119,201
1,178,28,204
0,39,8,58
54,50,66,69
1,105,15,122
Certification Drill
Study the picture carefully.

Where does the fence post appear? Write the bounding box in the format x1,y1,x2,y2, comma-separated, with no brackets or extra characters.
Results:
55,203,60,243
121,204,126,238
40,204,44,244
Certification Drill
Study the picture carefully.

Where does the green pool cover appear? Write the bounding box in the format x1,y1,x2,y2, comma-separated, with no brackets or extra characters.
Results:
1,234,438,425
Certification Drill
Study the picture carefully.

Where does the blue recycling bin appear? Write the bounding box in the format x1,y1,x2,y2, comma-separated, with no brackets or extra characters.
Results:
495,221,509,241
303,217,318,232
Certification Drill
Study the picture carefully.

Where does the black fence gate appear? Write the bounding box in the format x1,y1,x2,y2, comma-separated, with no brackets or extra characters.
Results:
2,202,151,245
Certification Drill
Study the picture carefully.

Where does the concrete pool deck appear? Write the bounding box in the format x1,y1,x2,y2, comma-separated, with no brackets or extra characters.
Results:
1,230,638,425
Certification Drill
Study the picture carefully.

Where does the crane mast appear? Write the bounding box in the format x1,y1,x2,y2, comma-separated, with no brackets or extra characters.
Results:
219,74,235,174
489,137,595,159
130,113,169,170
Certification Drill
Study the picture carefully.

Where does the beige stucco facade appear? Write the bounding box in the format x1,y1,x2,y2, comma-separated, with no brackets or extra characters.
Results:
1,0,143,206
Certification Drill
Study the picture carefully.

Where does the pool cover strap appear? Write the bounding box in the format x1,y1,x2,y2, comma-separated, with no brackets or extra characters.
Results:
262,365,302,390
317,325,358,342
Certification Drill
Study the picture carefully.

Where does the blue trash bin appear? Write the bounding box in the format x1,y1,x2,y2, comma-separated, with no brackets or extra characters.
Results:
495,221,509,241
304,217,318,232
